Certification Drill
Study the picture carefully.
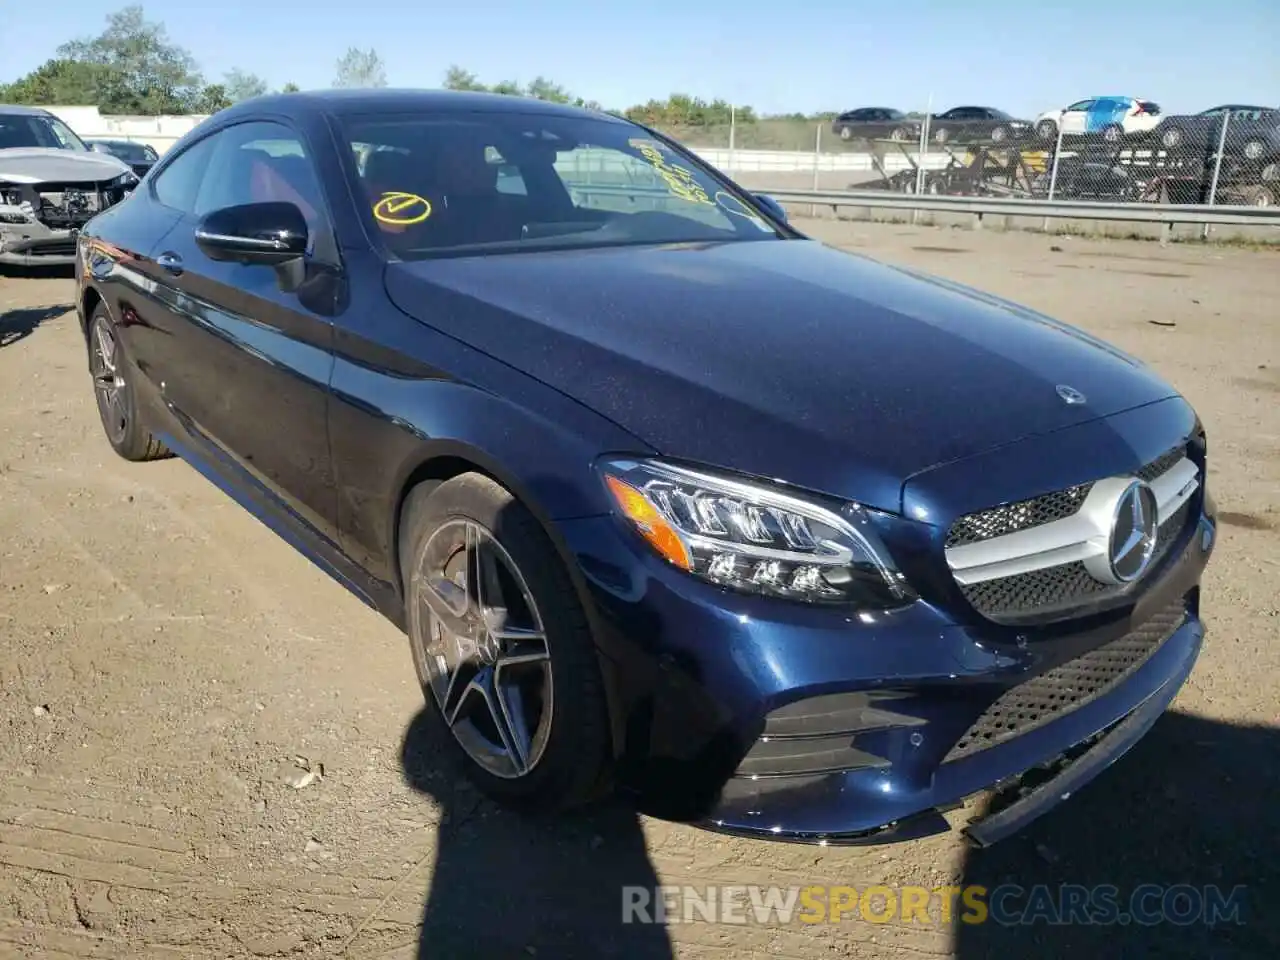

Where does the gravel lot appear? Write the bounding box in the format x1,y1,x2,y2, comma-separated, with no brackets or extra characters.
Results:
1,221,1277,960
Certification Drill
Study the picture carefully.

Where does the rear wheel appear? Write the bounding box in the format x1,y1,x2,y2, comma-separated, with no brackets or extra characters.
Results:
400,472,612,812
1101,123,1123,144
839,126,853,141
1237,184,1275,207
88,306,170,462
990,125,1009,143
1160,126,1184,149
1036,119,1058,141
889,126,908,142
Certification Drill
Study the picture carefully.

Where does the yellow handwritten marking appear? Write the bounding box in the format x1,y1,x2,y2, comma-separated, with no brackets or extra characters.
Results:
631,142,713,206
373,191,432,225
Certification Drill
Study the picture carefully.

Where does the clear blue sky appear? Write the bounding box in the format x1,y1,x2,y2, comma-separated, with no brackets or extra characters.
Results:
3,0,1277,117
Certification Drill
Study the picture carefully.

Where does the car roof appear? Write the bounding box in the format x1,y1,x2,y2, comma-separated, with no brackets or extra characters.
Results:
221,88,622,123
0,104,55,116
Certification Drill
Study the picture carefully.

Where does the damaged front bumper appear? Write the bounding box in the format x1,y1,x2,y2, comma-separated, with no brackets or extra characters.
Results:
1,178,133,267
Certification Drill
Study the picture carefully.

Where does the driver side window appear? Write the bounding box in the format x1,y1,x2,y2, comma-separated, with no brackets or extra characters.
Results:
1066,100,1095,112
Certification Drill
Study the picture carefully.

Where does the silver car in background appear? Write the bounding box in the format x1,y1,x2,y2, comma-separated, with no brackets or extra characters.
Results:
0,105,139,267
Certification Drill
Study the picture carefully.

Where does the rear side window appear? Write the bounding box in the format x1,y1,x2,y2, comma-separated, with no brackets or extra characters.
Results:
151,135,220,213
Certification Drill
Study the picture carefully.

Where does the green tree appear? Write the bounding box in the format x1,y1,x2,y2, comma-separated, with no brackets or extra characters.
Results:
525,75,571,104
56,5,205,114
196,84,231,113
280,82,301,93
489,80,523,97
443,65,486,92
224,68,267,103
0,58,114,106
333,47,387,88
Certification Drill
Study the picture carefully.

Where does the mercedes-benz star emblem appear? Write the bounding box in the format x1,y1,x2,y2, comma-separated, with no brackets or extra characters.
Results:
1108,480,1159,582
1056,384,1087,405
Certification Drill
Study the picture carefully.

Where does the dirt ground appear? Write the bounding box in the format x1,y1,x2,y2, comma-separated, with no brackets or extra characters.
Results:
1,222,1277,960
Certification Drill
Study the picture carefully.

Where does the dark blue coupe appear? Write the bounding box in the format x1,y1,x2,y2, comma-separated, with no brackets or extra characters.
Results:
74,90,1216,846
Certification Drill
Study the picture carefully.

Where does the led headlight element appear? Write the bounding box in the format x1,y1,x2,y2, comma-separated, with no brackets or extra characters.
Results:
602,458,913,606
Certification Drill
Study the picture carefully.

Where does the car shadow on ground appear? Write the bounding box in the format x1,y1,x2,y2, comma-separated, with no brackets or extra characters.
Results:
400,708,674,959
954,711,1278,958
0,304,74,349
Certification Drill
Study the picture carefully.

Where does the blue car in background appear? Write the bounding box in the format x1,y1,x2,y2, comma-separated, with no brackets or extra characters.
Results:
74,90,1216,846
1035,96,1163,143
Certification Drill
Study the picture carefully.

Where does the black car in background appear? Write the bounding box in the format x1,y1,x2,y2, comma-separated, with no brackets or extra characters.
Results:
1148,105,1276,152
928,106,1030,145
86,138,159,178
830,108,921,142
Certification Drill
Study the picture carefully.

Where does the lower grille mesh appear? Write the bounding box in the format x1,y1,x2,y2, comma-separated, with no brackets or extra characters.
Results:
943,599,1187,763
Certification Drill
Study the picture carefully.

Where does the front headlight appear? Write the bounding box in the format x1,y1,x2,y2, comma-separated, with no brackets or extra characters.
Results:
600,458,914,606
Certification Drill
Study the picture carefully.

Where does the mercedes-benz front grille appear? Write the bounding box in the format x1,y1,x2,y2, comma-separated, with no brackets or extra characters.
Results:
944,444,1199,623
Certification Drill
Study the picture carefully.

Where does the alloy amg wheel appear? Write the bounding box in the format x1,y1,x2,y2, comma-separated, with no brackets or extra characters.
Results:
400,472,612,811
1161,127,1183,149
91,317,128,446
87,307,170,462
413,518,553,779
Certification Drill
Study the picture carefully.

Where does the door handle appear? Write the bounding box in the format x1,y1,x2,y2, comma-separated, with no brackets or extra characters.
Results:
156,251,184,275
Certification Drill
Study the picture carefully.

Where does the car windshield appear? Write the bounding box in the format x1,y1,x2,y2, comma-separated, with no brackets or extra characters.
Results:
338,111,782,259
0,113,88,151
987,108,1014,120
98,140,154,162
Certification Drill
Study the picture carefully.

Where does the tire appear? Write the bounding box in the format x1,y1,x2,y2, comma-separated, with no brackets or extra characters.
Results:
839,126,853,141
1101,124,1123,144
87,305,171,462
1238,184,1275,207
933,127,950,145
1160,127,1184,150
1261,162,1279,182
399,472,612,813
990,125,1009,143
1036,119,1058,141
889,126,908,142
1242,139,1266,161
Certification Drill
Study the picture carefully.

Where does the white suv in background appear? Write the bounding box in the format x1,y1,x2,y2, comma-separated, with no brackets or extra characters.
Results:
1034,97,1163,143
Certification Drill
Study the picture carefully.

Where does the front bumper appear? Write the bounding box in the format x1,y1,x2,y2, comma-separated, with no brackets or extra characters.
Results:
559,486,1215,845
0,223,79,266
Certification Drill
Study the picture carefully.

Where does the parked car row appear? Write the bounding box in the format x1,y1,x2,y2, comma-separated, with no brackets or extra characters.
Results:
833,97,1280,159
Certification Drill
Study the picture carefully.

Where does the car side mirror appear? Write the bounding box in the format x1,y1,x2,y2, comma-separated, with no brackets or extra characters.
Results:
754,193,788,224
195,201,308,266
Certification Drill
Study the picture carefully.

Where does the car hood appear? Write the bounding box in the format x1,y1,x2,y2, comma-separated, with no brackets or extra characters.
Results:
0,147,131,184
385,239,1177,513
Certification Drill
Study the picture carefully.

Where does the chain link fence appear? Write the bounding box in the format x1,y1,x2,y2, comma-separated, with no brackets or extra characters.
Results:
651,100,1280,208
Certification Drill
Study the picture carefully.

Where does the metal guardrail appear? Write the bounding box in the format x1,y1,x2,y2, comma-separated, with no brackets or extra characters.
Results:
568,182,1280,242
756,188,1280,235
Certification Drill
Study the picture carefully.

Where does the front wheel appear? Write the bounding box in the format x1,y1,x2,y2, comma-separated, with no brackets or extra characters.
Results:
88,306,171,462
1036,119,1058,141
1242,139,1267,161
1101,123,1123,144
400,472,613,812
1160,127,1184,150
838,126,853,141
990,125,1009,143
933,127,951,145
